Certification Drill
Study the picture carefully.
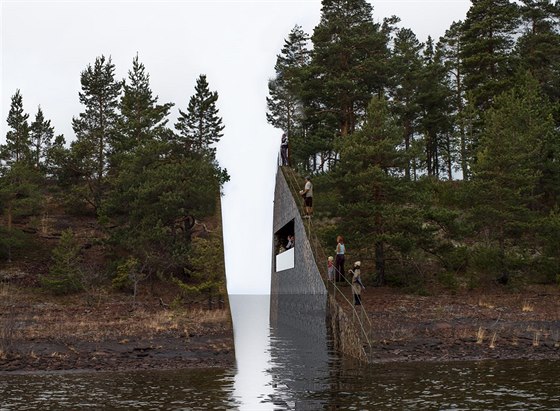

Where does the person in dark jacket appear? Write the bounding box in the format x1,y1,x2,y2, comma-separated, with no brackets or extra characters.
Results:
280,133,289,166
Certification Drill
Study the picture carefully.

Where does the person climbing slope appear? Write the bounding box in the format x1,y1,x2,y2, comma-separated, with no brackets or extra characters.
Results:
299,176,313,218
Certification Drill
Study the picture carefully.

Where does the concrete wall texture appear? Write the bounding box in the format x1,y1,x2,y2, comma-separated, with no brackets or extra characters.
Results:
270,167,369,362
271,167,327,296
270,167,328,345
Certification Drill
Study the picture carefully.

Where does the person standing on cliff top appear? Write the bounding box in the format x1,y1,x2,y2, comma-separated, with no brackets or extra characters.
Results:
280,133,289,166
280,133,290,166
299,176,313,218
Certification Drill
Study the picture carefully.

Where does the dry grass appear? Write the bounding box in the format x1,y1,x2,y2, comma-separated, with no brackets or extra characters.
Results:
478,299,495,309
11,299,231,343
533,331,541,347
489,331,498,349
476,327,485,344
0,283,10,299
522,300,534,312
187,307,230,323
453,327,472,340
0,284,17,355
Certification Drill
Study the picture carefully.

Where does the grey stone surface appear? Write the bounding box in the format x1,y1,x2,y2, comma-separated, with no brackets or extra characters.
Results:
270,167,368,364
271,168,327,296
268,293,331,410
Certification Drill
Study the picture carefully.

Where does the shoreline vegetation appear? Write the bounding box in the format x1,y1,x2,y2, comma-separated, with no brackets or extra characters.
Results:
0,194,233,374
1,54,232,374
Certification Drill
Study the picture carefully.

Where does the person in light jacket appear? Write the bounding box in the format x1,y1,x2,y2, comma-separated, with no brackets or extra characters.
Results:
335,235,345,282
299,176,313,217
327,256,335,282
350,261,365,305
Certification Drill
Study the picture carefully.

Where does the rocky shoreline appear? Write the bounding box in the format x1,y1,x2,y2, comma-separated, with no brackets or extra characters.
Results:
3,284,560,374
0,287,234,374
0,335,234,375
356,284,560,364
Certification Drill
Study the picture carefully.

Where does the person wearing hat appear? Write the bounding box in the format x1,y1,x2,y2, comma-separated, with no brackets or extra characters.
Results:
299,176,313,218
350,261,365,305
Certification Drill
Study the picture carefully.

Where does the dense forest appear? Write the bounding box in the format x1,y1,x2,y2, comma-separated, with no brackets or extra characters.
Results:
0,54,228,302
268,0,560,291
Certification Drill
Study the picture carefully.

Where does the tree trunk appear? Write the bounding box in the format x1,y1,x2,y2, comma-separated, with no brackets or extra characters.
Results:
497,236,509,285
404,123,412,180
374,240,385,286
446,134,453,181
7,204,13,262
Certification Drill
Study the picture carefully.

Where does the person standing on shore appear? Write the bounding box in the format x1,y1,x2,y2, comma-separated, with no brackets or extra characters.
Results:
327,256,335,282
350,261,364,305
335,235,345,282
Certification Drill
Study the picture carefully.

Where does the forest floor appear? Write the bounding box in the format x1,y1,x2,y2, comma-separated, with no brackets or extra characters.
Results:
0,283,234,374
0,202,234,374
339,283,560,363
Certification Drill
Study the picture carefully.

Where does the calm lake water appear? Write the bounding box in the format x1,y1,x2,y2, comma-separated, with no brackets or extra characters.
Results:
2,294,560,410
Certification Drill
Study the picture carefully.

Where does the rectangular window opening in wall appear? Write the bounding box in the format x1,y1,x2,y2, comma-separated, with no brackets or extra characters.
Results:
275,219,295,272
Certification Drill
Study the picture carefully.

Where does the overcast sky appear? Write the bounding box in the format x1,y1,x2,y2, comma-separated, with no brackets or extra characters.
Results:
1,0,471,295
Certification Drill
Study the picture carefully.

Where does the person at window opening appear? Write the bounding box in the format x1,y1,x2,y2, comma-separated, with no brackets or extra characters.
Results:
327,256,335,282
299,176,313,218
280,133,289,166
335,235,345,282
350,261,365,305
286,235,294,250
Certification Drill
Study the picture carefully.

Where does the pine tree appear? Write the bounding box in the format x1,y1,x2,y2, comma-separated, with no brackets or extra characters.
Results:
336,96,406,286
116,54,174,155
100,139,221,278
173,232,227,308
306,0,390,139
41,229,83,295
1,89,30,166
439,21,470,179
460,0,519,113
470,74,555,284
516,0,560,114
389,27,424,180
266,25,310,142
29,106,54,171
175,74,224,157
71,55,122,210
0,162,41,261
45,134,67,178
417,37,454,179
